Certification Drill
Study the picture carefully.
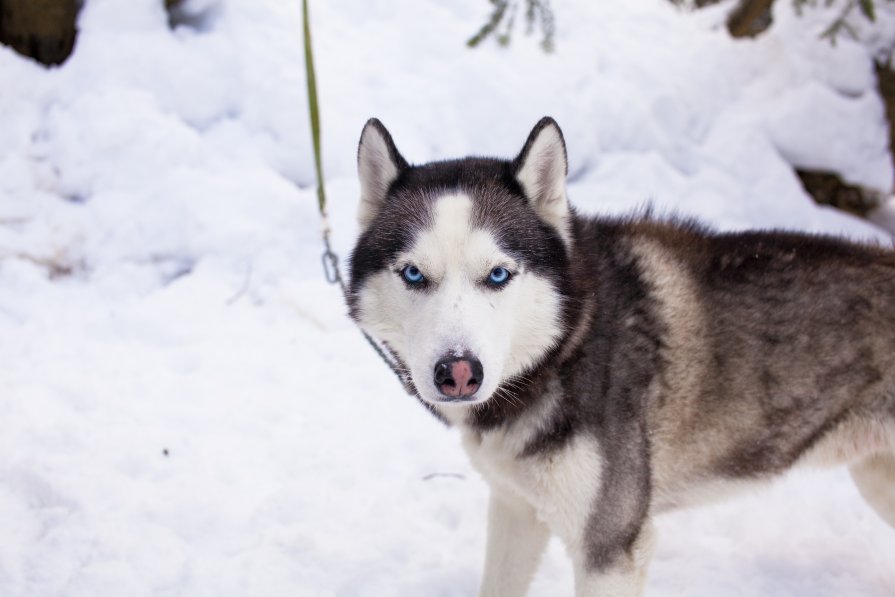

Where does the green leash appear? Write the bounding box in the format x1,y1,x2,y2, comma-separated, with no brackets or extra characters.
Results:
301,0,414,395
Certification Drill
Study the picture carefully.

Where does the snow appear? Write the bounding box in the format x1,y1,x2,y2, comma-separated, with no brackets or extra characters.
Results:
1,0,894,595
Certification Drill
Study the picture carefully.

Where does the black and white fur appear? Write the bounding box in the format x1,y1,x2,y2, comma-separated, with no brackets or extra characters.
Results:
348,117,895,596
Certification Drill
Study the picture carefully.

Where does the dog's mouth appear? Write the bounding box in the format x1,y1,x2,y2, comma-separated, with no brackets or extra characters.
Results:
432,393,481,405
415,380,492,407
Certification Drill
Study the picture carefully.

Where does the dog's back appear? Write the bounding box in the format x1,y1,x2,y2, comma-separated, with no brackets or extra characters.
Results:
620,221,895,511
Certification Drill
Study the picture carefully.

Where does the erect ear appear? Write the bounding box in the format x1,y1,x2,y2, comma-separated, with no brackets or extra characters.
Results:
357,118,409,231
513,117,571,246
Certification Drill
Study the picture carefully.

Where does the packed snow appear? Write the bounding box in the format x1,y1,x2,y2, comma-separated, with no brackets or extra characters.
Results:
1,0,894,595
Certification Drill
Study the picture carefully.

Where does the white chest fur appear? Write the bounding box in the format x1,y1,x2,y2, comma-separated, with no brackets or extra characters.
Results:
461,417,604,551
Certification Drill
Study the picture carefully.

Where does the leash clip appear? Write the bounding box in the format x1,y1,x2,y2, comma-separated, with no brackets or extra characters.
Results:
321,249,340,285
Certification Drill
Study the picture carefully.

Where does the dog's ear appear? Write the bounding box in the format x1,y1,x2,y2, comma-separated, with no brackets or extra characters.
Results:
357,118,409,231
513,117,571,245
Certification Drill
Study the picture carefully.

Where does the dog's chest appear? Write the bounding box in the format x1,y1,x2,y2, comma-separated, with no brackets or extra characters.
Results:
461,423,603,544
462,426,536,500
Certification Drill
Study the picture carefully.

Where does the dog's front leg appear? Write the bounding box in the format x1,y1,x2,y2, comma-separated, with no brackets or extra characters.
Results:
478,488,550,597
572,520,655,597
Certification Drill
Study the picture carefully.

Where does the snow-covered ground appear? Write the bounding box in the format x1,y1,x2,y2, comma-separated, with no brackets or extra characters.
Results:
1,0,894,595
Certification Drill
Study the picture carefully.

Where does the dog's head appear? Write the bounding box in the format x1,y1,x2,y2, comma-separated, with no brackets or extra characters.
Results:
348,118,573,410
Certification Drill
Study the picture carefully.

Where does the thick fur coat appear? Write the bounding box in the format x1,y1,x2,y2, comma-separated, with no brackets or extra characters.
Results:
348,117,895,596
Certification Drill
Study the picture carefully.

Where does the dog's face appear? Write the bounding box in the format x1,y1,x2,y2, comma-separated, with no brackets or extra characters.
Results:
348,118,573,410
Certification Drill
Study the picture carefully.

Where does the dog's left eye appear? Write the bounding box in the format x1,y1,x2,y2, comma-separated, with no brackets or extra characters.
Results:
487,267,511,286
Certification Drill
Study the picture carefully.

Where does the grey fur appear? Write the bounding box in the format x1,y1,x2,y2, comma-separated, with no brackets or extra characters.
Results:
348,117,895,595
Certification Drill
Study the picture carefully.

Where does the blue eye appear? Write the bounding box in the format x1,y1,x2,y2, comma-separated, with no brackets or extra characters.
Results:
402,265,425,284
488,267,511,286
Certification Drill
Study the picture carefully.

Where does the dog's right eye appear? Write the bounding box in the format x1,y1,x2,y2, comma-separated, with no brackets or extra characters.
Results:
401,265,426,285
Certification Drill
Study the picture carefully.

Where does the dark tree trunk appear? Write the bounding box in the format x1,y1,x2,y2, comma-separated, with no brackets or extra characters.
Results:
799,64,895,223
796,170,884,218
0,0,80,66
727,0,775,38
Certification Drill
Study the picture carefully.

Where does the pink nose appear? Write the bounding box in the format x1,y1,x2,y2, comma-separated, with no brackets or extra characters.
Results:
433,356,483,399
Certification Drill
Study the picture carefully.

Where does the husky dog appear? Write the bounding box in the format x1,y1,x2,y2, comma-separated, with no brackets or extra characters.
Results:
347,117,895,596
